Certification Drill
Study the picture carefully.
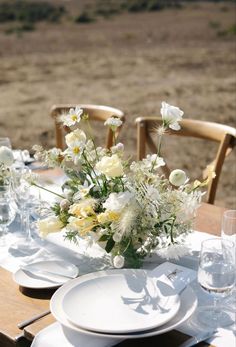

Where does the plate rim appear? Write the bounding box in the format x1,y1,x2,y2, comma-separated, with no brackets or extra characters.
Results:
13,260,79,289
50,268,198,339
62,270,180,334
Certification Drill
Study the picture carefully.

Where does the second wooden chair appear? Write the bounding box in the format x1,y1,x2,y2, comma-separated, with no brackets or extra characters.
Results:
135,117,236,204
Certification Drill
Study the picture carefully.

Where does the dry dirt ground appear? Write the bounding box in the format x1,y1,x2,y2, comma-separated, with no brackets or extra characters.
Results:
0,1,235,207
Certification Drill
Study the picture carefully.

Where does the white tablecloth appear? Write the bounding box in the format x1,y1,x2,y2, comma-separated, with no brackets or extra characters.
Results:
0,213,235,347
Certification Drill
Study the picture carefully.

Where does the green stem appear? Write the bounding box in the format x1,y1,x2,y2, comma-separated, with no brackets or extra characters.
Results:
170,216,176,243
157,134,162,157
113,131,116,146
32,183,64,199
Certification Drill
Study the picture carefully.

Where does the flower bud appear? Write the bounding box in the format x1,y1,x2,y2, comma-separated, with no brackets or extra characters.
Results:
169,169,187,187
113,255,125,268
60,199,70,210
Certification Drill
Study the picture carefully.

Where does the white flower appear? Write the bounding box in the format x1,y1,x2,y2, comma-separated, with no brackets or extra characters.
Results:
65,129,87,162
65,129,86,148
104,117,123,131
169,169,187,186
95,154,123,177
113,232,122,242
60,106,83,127
103,191,133,212
0,146,14,166
37,216,64,238
142,154,165,170
160,101,184,130
113,255,125,268
111,142,124,154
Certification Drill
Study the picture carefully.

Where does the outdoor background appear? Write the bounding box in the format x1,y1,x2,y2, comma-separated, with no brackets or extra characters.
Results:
0,0,235,207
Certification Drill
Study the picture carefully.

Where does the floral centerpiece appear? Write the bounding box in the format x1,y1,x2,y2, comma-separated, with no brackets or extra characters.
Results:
33,102,213,268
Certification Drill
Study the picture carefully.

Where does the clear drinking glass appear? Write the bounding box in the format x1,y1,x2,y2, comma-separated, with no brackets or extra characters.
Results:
0,185,16,246
221,210,236,310
197,238,235,328
9,166,40,255
0,137,12,149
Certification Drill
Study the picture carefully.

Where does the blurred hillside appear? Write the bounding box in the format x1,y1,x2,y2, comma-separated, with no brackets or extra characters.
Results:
0,0,235,207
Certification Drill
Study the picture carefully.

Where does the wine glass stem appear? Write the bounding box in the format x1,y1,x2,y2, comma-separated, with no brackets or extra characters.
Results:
21,205,31,241
0,226,7,246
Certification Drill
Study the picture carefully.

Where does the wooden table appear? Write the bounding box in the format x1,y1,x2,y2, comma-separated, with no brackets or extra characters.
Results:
0,203,225,347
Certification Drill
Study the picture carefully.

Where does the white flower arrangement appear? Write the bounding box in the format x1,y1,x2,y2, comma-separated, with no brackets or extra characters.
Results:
33,102,213,268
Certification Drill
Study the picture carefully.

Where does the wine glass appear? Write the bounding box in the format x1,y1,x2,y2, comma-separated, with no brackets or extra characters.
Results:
0,185,16,246
197,238,235,328
0,137,12,149
221,210,236,310
9,166,40,255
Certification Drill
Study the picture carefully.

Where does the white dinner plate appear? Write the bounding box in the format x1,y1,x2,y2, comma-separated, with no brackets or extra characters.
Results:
50,269,198,340
62,270,180,334
13,260,79,289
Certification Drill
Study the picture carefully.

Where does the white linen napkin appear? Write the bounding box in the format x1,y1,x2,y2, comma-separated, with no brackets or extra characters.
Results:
31,262,196,347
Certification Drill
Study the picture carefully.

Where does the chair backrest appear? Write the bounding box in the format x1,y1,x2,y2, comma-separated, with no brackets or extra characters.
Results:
51,104,125,150
135,117,236,204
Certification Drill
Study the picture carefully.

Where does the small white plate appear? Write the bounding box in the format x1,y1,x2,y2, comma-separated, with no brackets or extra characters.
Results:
13,260,79,289
50,269,197,340
62,270,180,333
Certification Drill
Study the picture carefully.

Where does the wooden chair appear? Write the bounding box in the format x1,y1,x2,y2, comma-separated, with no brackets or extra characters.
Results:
135,117,236,204
50,104,125,150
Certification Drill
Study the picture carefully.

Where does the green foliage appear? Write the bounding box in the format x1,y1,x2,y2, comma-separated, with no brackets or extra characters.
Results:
74,11,95,24
209,20,221,28
0,0,65,24
227,24,236,34
123,0,182,12
95,0,122,18
4,21,35,35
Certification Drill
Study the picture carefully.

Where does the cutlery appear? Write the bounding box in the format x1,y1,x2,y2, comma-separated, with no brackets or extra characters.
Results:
178,329,216,347
18,309,51,329
21,265,77,280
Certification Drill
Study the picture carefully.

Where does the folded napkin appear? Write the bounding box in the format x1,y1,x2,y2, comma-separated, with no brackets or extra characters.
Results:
31,262,196,347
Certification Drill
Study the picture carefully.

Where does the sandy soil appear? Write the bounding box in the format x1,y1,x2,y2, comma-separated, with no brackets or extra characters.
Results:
0,2,235,207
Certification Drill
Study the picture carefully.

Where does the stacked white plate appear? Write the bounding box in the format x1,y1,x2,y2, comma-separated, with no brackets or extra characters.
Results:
50,269,198,343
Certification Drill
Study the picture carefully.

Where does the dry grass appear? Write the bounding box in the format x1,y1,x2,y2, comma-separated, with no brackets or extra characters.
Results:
0,1,235,207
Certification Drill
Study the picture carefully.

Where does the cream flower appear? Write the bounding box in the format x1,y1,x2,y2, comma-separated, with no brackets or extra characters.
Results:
95,154,123,177
0,146,14,166
37,216,64,238
160,101,184,130
60,106,83,127
169,169,187,186
65,129,86,148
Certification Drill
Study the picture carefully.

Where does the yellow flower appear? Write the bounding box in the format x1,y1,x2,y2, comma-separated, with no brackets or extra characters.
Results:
97,210,120,224
69,199,96,217
37,216,64,238
68,216,97,236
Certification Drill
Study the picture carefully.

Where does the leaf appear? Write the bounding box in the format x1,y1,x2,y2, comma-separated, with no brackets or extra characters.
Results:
98,234,110,242
105,237,115,253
